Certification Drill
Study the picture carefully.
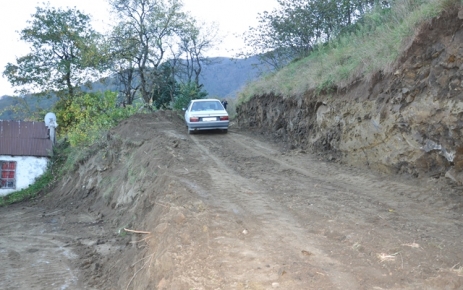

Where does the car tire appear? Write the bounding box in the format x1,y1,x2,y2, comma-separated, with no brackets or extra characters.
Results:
222,129,228,134
188,127,194,134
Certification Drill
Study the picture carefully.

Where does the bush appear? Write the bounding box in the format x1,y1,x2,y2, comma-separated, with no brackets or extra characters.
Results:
172,82,207,110
56,91,139,147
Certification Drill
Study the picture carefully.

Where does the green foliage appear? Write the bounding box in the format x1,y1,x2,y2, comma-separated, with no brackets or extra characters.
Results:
172,82,207,110
153,62,179,109
56,91,139,147
0,170,53,206
2,5,104,99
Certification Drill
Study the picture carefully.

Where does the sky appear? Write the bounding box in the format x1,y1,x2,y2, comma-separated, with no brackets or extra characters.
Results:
0,0,278,96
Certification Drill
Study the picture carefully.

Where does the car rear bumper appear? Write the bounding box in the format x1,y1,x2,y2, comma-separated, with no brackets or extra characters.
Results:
187,120,229,130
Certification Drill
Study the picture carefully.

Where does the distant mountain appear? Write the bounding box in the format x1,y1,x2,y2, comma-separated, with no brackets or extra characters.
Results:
0,56,265,119
101,57,259,98
0,94,57,120
200,56,265,98
100,56,265,99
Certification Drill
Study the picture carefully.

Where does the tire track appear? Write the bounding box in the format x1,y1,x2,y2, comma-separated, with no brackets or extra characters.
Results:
187,134,361,289
186,130,463,289
0,207,82,290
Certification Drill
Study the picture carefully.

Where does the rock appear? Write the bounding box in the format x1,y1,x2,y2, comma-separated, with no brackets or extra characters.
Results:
154,223,169,234
445,169,463,185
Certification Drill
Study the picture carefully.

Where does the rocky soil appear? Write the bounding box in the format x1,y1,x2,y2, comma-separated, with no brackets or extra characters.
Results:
1,111,463,290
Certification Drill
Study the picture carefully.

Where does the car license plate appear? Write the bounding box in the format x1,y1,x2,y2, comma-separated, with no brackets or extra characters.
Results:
202,117,216,121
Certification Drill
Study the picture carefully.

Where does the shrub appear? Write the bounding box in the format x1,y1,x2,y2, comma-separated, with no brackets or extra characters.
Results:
172,82,207,110
56,91,139,147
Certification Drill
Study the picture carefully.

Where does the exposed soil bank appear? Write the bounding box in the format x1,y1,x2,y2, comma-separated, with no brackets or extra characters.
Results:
237,8,463,184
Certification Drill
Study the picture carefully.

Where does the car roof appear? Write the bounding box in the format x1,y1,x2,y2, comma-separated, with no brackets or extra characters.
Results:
191,99,221,102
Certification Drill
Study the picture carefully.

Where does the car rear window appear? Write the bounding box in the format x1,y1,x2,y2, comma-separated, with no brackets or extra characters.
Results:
192,101,222,111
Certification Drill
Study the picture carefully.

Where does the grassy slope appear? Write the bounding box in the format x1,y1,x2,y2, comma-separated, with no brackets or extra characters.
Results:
237,0,462,104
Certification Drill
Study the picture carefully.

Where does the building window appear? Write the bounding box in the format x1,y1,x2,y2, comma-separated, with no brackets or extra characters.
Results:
0,161,16,189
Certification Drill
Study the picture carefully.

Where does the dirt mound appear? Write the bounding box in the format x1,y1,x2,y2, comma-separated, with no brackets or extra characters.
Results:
1,110,463,289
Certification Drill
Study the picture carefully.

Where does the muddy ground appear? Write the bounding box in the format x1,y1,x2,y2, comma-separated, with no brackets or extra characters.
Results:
1,111,463,289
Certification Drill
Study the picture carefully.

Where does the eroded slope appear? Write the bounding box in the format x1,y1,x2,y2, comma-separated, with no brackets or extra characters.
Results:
237,8,463,184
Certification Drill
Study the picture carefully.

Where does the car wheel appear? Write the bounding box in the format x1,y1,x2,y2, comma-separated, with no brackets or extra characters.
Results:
188,127,194,134
222,129,228,134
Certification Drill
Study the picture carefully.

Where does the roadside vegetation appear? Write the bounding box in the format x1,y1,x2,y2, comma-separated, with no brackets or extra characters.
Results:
2,0,216,124
0,170,54,206
0,91,141,206
1,0,217,205
237,0,462,104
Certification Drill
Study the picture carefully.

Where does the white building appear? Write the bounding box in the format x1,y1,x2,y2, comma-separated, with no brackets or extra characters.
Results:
0,120,53,196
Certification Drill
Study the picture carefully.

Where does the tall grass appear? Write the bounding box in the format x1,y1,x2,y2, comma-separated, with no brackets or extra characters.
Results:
237,0,461,104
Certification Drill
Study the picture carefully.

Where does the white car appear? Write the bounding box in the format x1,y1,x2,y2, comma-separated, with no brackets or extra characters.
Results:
184,99,229,134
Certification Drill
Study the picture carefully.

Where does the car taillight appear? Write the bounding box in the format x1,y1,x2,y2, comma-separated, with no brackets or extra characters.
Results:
220,116,229,121
190,117,199,122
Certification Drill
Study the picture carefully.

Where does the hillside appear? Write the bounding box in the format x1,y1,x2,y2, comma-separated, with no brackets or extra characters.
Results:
237,5,463,185
199,56,264,98
0,95,57,120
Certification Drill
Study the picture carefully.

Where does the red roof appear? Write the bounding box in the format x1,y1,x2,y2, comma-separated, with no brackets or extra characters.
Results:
0,120,52,157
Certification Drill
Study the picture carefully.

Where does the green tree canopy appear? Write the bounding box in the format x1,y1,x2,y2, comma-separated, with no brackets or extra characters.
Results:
243,0,392,69
3,5,104,100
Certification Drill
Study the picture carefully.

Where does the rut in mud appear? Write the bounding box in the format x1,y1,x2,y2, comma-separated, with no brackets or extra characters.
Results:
1,111,462,290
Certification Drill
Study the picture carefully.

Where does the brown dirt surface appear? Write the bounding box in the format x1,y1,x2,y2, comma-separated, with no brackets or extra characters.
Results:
1,111,463,289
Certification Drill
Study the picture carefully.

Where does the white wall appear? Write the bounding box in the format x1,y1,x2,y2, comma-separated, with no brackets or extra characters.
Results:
0,155,49,196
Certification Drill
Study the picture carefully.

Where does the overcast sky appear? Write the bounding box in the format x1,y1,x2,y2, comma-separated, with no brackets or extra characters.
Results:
0,0,278,96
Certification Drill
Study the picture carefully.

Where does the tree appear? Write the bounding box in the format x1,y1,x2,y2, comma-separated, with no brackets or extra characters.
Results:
152,62,179,109
177,20,221,89
109,0,220,108
109,0,188,105
242,0,389,69
3,5,103,101
172,82,207,111
108,24,140,105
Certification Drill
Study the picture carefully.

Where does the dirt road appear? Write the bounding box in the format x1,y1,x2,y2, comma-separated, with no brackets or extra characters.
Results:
1,111,463,289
